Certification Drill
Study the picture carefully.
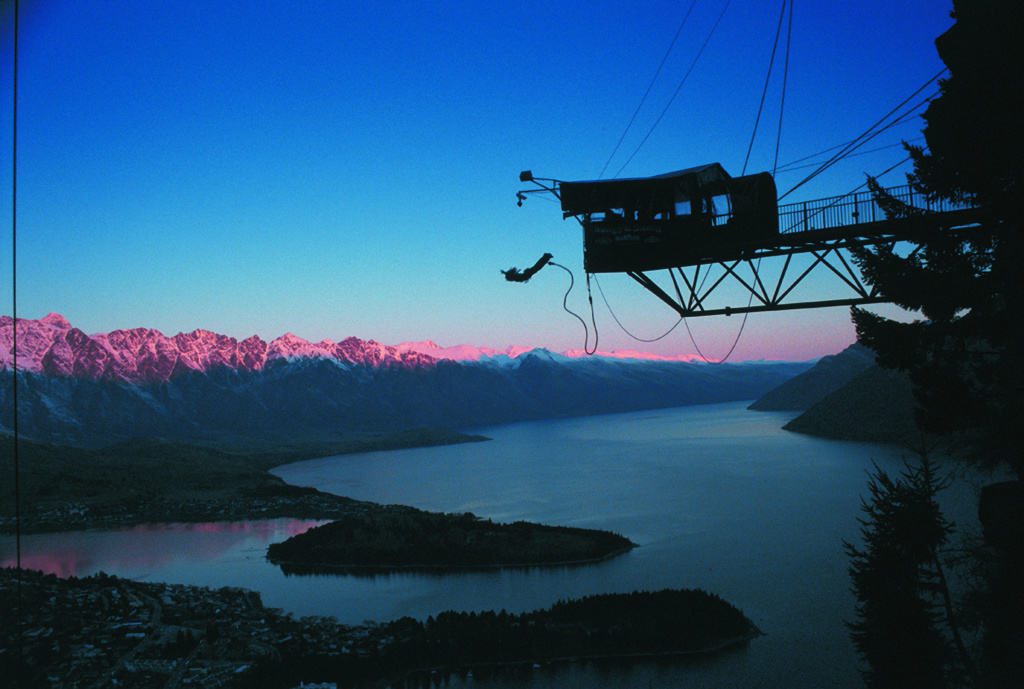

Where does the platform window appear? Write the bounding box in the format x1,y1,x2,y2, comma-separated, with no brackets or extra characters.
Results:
710,194,732,225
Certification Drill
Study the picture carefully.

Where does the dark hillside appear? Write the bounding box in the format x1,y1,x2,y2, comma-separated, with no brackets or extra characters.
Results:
1,357,809,448
749,343,875,411
0,430,485,533
782,365,917,443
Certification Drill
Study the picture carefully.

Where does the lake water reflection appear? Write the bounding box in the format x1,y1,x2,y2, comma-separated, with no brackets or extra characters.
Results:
3,402,935,688
0,520,326,579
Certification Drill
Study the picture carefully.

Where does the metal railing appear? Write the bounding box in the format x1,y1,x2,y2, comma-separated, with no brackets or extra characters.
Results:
776,184,971,235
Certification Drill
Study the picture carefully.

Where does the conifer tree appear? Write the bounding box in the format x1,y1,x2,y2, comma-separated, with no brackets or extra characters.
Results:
845,457,968,688
847,3,1023,685
849,0,1023,477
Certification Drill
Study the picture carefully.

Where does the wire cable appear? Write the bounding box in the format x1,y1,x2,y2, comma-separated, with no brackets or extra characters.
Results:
584,272,599,354
778,70,946,201
593,274,684,342
775,90,935,183
741,0,788,176
613,0,733,177
699,0,792,364
780,153,914,233
775,137,924,174
771,0,793,174
11,0,23,681
772,98,928,173
601,0,786,362
690,0,791,364
598,0,699,179
548,261,598,354
683,313,747,362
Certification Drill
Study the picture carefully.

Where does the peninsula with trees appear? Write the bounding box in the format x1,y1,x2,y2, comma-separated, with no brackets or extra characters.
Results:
2,567,759,689
0,429,488,534
1,431,635,572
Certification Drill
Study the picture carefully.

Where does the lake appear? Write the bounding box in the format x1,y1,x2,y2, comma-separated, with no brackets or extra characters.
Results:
2,401,981,688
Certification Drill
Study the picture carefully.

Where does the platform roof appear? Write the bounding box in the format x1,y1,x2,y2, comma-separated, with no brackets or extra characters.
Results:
559,163,730,214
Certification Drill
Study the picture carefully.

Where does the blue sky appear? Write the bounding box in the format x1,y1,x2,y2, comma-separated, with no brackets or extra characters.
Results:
1,1,954,361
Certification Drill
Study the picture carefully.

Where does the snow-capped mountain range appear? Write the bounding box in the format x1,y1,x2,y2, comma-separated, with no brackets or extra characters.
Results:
1,314,810,447
0,314,704,384
0,313,434,383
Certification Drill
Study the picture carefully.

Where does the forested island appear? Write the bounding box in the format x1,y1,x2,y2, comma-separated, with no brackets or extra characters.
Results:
267,509,635,572
2,567,759,688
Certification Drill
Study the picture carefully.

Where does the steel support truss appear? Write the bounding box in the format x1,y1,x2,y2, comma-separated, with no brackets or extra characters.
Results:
622,233,929,318
515,171,985,318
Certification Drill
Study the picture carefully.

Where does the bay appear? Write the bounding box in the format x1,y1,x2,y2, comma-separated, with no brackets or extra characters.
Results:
4,401,977,688
273,401,901,688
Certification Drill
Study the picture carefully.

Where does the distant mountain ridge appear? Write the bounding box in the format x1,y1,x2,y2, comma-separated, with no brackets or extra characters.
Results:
748,343,876,411
0,314,810,447
781,365,917,443
748,341,917,443
1,314,730,385
397,340,709,364
0,313,434,383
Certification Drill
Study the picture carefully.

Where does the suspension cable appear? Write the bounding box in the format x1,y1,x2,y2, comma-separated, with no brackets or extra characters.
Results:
613,0,733,177
684,313,748,363
584,272,599,354
776,90,936,188
704,0,792,364
599,0,789,363
598,0,699,179
775,137,924,174
741,0,788,176
547,261,598,355
778,69,947,201
772,96,929,174
593,274,683,343
690,0,791,364
772,0,793,174
780,154,914,234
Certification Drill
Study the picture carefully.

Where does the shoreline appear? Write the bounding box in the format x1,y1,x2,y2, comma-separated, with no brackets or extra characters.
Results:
265,509,636,574
3,494,638,577
268,544,637,575
0,492,366,536
3,568,762,688
0,428,489,536
389,627,763,680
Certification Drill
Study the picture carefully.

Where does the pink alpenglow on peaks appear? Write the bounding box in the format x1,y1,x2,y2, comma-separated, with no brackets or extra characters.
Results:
0,312,77,374
395,340,707,363
1,313,717,384
394,341,537,362
562,348,708,363
265,333,336,362
0,314,436,384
